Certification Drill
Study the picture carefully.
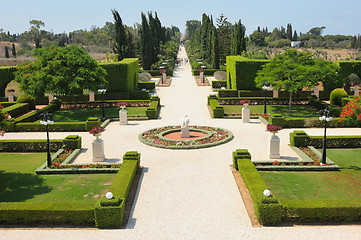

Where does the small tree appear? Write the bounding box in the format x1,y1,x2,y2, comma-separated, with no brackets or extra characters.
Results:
4,46,9,58
15,45,107,112
255,49,339,110
12,43,16,58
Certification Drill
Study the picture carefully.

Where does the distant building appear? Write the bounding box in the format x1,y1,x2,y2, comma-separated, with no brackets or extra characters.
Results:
291,41,302,47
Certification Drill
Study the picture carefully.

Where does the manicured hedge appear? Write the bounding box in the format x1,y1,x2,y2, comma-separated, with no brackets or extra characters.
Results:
211,80,227,89
208,97,224,118
1,103,29,118
15,122,87,132
0,202,95,226
192,69,219,76
226,56,268,90
0,66,17,97
142,69,174,77
95,151,140,228
234,149,282,225
218,89,239,98
101,58,139,93
145,97,160,119
0,135,81,152
138,82,155,90
290,130,361,148
334,61,361,91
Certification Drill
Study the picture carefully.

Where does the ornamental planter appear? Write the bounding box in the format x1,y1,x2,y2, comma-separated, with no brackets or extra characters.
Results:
269,133,280,159
119,108,128,125
242,104,250,123
92,136,105,162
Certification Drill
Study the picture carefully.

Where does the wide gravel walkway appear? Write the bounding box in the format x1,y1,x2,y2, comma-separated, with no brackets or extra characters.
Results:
1,46,361,240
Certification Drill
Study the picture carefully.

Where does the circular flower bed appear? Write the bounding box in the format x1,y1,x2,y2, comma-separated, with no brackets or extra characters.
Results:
139,125,233,149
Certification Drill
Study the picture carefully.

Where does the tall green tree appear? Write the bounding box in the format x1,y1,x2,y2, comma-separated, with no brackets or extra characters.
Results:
255,49,339,110
286,23,293,40
29,20,45,48
211,25,219,69
216,14,232,64
140,12,153,69
4,46,9,58
232,20,247,54
15,45,107,112
11,43,16,58
200,14,212,62
112,9,128,61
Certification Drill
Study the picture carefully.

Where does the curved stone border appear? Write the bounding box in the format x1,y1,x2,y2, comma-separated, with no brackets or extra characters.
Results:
138,125,233,149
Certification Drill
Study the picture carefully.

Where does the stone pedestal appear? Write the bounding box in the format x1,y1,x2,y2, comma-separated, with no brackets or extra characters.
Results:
200,72,204,83
48,93,54,103
273,90,278,98
354,88,359,96
119,108,128,125
181,127,190,138
89,91,95,102
242,105,250,123
162,73,166,84
313,89,320,99
92,138,105,162
269,133,280,159
8,94,15,102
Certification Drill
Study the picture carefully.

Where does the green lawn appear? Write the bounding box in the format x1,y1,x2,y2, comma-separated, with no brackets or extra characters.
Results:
53,107,148,122
260,148,361,201
0,153,116,203
223,105,321,118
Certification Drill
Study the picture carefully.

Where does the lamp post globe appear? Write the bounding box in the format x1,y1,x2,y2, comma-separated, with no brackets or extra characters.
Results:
39,112,54,168
319,108,331,165
98,87,107,120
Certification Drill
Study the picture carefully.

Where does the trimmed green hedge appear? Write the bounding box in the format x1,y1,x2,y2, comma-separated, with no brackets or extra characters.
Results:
234,149,282,225
0,202,95,226
0,66,17,98
138,82,155,90
145,97,160,119
101,58,139,93
290,130,361,148
218,89,239,98
0,135,81,152
142,69,174,77
192,69,219,76
211,80,227,89
208,97,224,118
95,151,140,228
1,103,29,118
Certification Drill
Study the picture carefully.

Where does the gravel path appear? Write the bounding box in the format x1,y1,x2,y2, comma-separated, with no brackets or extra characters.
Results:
1,46,361,239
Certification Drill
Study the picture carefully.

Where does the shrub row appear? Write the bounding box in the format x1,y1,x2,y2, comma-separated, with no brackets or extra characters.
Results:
208,95,224,118
138,82,155,90
0,135,81,152
14,100,60,123
192,69,219,76
95,151,140,228
269,114,343,128
233,149,282,225
290,130,361,148
1,103,29,118
141,69,174,77
211,80,227,89
145,96,160,119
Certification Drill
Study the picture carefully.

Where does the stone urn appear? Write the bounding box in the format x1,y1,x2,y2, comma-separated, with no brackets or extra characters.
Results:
92,134,105,162
242,104,250,123
119,107,128,125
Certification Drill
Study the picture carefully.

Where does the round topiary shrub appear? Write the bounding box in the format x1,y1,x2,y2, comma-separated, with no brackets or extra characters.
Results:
214,71,227,80
16,94,35,110
330,88,348,106
139,72,152,82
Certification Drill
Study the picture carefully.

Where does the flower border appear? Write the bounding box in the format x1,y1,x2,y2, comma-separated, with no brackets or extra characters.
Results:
139,125,233,149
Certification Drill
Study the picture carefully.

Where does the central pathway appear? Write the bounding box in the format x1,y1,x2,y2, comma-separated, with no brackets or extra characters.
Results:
1,47,361,240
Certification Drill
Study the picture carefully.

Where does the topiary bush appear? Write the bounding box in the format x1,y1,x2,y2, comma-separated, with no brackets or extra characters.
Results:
16,94,36,110
214,71,227,80
330,88,348,106
139,72,152,82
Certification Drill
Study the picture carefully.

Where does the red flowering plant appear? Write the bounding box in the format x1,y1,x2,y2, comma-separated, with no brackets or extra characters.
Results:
198,68,204,73
89,126,104,136
116,101,129,109
160,69,166,74
240,99,250,105
339,96,361,127
266,124,282,133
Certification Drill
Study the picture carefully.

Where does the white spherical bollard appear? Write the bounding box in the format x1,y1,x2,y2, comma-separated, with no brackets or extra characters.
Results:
263,189,271,197
106,192,113,199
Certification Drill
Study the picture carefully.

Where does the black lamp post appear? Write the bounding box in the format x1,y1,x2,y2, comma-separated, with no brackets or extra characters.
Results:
319,108,332,165
98,87,106,120
40,112,54,168
262,82,271,114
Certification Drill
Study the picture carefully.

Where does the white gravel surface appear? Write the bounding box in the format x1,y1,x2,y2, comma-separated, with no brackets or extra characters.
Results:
1,46,361,240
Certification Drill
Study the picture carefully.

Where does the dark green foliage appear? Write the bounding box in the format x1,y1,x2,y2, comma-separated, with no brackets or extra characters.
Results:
211,80,227,89
218,89,238,98
145,98,160,119
232,20,247,54
112,9,134,61
12,43,16,58
226,56,268,90
95,153,140,228
211,26,220,69
330,88,348,106
0,66,17,97
16,94,35,110
208,98,224,118
100,58,139,93
0,202,95,226
138,82,155,90
15,122,87,132
85,117,100,131
62,135,82,149
4,46,9,58
257,197,282,226
289,130,310,147
192,69,219,76
1,103,29,118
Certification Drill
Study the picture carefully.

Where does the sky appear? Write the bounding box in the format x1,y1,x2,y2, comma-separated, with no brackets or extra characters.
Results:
1,0,360,37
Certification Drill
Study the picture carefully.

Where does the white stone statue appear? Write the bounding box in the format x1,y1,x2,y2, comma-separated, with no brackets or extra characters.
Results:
181,115,190,138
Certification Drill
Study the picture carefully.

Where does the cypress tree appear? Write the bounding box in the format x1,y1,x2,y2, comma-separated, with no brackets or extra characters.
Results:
140,12,152,69
211,26,220,69
12,43,16,58
293,30,298,41
4,46,9,58
112,9,128,61
201,13,211,61
287,23,293,40
232,20,247,55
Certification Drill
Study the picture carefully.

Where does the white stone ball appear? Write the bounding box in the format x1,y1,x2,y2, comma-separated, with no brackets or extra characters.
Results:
263,189,271,197
106,192,113,199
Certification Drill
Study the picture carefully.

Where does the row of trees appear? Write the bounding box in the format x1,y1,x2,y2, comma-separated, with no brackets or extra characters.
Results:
186,13,246,68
